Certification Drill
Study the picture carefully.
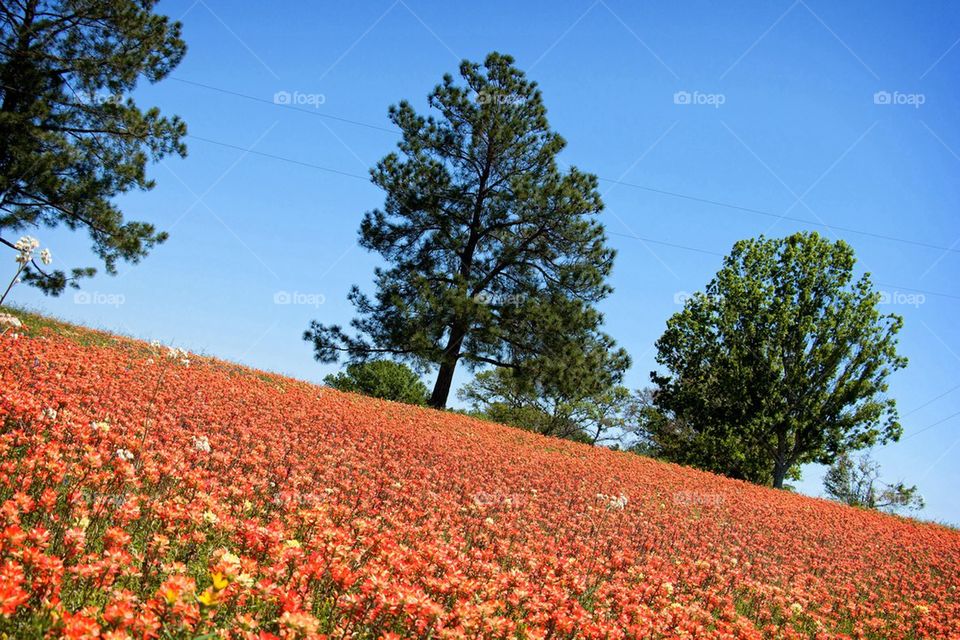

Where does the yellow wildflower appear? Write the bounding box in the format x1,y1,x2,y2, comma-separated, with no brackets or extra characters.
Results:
197,587,218,607
211,572,229,591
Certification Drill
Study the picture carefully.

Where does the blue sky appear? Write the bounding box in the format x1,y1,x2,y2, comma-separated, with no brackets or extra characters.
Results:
10,0,960,523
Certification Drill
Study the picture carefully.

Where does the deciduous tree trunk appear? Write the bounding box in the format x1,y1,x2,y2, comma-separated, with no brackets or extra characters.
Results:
772,458,789,489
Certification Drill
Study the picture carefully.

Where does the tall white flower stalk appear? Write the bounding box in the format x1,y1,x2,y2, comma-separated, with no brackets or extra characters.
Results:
1,236,53,306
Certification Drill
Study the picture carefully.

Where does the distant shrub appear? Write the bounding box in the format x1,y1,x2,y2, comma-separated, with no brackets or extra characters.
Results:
324,360,428,405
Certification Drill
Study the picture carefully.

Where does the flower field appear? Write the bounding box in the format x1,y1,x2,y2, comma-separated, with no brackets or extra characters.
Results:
0,316,958,639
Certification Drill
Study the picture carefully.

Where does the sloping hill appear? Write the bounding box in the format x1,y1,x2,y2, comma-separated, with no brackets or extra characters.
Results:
0,311,958,639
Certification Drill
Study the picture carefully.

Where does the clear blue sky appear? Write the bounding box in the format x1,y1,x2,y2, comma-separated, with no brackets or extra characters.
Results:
12,0,960,523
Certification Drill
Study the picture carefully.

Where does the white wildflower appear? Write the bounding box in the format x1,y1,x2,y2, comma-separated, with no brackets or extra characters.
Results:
0,313,23,330
42,408,58,421
14,236,38,252
166,346,191,366
14,236,40,264
192,435,211,453
597,492,628,511
115,448,135,461
91,420,111,433
39,248,52,265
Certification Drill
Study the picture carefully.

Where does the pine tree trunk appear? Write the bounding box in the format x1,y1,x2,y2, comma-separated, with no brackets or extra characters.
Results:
428,323,468,409
429,359,457,409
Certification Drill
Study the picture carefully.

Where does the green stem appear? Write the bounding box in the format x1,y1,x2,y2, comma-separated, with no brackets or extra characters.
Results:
0,262,26,307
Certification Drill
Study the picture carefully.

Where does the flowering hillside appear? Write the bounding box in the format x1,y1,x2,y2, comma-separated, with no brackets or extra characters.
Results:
0,313,958,639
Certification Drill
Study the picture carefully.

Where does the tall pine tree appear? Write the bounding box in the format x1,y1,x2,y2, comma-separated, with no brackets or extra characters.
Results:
306,53,623,408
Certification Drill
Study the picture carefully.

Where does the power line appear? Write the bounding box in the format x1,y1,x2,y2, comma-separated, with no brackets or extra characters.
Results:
186,133,960,302
904,383,960,417
905,409,960,440
173,76,960,256
171,77,397,133
187,134,370,180
607,231,722,256
597,177,960,255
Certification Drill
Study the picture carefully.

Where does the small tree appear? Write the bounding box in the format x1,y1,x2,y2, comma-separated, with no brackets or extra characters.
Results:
649,232,907,488
324,360,428,405
305,53,620,409
824,452,924,513
459,338,634,445
0,0,187,293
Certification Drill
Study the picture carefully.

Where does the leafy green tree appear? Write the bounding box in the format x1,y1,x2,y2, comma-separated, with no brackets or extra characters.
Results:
305,52,621,409
824,452,924,513
648,232,907,488
324,360,428,405
0,0,187,294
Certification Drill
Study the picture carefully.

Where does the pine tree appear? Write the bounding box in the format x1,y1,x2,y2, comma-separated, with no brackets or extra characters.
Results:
306,53,622,408
0,0,187,293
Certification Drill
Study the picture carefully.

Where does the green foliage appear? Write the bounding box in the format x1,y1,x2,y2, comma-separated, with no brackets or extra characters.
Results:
824,451,924,513
305,52,624,408
324,360,428,405
646,232,907,488
0,0,187,294
459,358,636,446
